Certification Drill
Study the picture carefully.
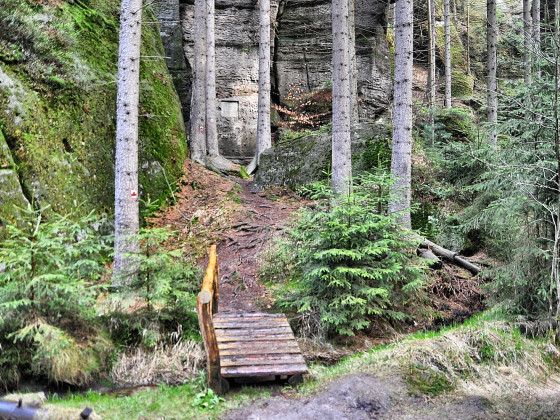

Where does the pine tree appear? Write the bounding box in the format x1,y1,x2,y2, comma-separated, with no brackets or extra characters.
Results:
444,0,452,108
486,0,498,146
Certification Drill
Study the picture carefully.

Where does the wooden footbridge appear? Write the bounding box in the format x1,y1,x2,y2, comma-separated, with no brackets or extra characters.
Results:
197,245,307,393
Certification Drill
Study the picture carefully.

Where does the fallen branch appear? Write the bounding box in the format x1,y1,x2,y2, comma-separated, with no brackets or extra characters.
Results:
419,239,481,275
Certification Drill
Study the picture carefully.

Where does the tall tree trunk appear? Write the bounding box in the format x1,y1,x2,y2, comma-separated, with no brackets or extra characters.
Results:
533,0,541,79
427,0,436,145
486,0,498,146
524,0,533,87
554,0,560,316
113,0,143,286
467,0,471,74
331,0,352,196
205,0,218,158
444,0,452,108
389,0,413,228
190,0,207,164
256,0,271,165
349,0,359,126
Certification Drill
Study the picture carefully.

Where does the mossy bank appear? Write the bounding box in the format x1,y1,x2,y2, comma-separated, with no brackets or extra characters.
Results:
0,0,186,228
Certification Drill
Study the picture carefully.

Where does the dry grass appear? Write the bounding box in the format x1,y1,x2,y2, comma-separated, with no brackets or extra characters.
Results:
110,339,204,386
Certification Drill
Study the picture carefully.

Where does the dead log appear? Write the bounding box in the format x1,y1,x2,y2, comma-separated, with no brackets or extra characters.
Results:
420,239,481,275
417,248,442,269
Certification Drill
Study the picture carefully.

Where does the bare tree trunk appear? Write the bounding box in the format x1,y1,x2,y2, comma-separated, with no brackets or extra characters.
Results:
331,0,352,196
467,0,471,74
486,0,498,146
427,0,436,145
533,0,541,80
190,0,207,164
205,0,218,158
349,0,359,125
553,0,560,316
524,0,533,86
389,0,413,228
113,0,143,286
256,0,271,165
444,0,452,108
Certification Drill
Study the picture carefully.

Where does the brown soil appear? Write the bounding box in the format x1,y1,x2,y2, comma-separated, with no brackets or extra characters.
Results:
151,159,310,314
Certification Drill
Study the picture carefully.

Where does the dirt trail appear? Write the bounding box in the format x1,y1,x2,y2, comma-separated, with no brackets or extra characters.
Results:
152,160,308,314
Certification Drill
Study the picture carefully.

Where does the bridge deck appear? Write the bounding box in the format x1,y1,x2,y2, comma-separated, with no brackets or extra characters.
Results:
213,312,307,378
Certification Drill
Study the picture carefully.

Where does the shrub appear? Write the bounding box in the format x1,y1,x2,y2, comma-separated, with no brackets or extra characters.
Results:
0,205,111,385
278,173,427,337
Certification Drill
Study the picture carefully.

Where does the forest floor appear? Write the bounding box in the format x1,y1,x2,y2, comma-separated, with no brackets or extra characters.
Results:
147,160,560,420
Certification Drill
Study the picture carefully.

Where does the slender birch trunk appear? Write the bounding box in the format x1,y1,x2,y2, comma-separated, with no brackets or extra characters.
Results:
331,0,352,196
486,0,498,146
523,0,532,86
113,0,143,286
389,0,413,228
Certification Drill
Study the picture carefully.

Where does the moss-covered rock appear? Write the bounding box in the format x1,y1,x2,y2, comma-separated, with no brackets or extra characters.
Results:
253,120,391,190
451,70,474,98
435,107,474,141
0,0,186,225
0,127,30,231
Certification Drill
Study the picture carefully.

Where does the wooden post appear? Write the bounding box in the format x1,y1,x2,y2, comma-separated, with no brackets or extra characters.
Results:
197,244,222,393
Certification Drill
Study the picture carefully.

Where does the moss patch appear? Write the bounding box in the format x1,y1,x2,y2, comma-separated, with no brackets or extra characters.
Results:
0,0,186,221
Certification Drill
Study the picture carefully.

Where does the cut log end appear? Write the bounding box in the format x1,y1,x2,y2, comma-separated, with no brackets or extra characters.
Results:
198,290,212,304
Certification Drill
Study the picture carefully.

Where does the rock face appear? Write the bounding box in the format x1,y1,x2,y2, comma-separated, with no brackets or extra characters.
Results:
252,120,391,190
0,0,187,229
152,0,191,123
178,0,391,163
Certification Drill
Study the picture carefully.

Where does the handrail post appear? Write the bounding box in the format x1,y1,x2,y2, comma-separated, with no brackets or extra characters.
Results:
197,244,222,394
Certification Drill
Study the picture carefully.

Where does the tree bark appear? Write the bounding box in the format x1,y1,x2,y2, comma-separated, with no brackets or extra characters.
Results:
486,0,498,146
190,0,207,164
349,0,359,126
420,239,481,275
523,0,532,87
331,0,352,196
257,0,272,165
389,0,413,228
444,0,452,108
427,0,436,145
113,0,143,286
205,0,218,158
467,0,471,74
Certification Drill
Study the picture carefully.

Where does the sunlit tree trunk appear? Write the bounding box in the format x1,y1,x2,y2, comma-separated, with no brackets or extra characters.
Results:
331,0,352,196
113,0,143,286
389,0,413,228
190,0,207,163
487,0,498,146
444,0,452,108
467,0,471,74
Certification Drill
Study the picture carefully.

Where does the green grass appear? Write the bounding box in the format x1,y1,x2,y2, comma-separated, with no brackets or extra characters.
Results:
50,380,272,419
50,308,559,417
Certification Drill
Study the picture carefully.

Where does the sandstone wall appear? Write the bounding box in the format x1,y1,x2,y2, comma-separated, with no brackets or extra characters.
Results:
177,0,391,163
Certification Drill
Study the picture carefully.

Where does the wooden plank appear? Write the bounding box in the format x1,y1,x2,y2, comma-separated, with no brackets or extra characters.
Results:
214,313,286,319
219,347,301,357
221,355,306,367
216,334,294,342
217,340,301,350
214,321,289,329
221,364,308,378
215,327,292,337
